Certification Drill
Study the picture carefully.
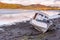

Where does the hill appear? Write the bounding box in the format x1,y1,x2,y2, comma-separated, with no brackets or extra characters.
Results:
0,2,60,10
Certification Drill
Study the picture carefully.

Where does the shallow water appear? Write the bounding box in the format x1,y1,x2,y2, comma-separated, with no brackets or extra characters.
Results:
0,9,36,26
0,9,60,14
0,9,60,26
0,9,35,14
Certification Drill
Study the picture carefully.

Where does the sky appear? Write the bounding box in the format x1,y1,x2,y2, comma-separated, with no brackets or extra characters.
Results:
0,0,60,7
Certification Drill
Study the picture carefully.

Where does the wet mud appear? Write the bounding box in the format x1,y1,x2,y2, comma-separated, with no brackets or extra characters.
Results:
0,18,60,40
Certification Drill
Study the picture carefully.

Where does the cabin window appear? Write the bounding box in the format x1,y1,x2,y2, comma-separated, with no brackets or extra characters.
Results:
39,14,43,17
45,16,48,18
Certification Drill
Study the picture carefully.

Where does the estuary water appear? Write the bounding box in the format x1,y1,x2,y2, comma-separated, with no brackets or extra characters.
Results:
0,9,60,26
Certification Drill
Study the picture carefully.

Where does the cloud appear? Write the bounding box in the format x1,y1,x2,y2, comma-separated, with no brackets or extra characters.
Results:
0,0,60,7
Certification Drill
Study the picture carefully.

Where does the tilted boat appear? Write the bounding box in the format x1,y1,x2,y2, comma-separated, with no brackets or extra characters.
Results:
0,0,60,33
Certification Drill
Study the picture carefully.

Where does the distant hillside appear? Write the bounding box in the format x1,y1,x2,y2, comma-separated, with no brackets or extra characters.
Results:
0,2,60,10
